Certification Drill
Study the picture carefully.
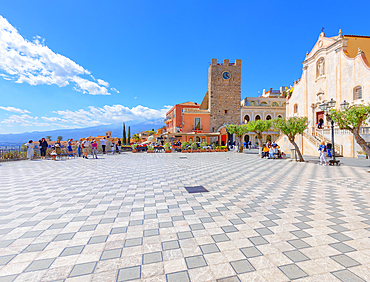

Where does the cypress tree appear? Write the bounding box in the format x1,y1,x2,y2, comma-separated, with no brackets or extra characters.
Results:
128,126,131,144
123,123,126,145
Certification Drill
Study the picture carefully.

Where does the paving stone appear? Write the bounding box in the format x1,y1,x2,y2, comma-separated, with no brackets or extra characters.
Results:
22,242,49,253
328,233,353,242
88,235,108,244
212,234,230,243
69,261,97,277
162,240,180,251
177,231,194,240
221,226,238,233
283,250,310,262
166,270,190,282
330,254,361,268
287,239,311,249
110,226,127,234
185,255,207,269
124,237,143,247
200,243,220,254
329,242,356,253
100,248,122,260
278,263,308,280
216,276,241,282
240,246,263,258
143,251,162,264
248,236,269,246
53,233,75,241
230,259,255,274
60,245,84,257
0,254,16,265
143,229,159,237
24,258,55,272
331,269,365,282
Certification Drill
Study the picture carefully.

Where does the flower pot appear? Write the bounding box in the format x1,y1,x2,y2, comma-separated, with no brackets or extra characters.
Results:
224,149,228,152
357,154,366,159
165,150,171,153
132,149,137,153
147,150,153,153
182,150,187,153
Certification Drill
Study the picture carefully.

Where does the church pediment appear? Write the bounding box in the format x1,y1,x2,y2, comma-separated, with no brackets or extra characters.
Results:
306,32,338,60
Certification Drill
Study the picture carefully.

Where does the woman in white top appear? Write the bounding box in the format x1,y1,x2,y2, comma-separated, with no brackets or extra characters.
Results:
24,140,34,160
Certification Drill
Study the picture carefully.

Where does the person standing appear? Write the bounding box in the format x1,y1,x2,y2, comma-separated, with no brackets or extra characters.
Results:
55,139,62,159
67,138,74,157
248,140,251,150
82,138,91,159
318,141,328,165
327,142,333,158
111,141,115,154
24,140,34,160
91,140,98,159
76,138,83,157
101,137,107,154
40,138,48,159
118,139,122,154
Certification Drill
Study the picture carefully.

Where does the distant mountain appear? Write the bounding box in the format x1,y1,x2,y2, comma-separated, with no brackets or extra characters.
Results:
0,119,165,146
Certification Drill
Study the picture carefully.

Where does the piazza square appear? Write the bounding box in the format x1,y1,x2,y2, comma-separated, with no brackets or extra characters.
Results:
0,152,370,282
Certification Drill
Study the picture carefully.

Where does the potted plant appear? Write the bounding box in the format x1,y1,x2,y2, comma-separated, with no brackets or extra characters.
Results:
357,151,367,159
164,142,171,153
181,142,189,153
200,141,207,152
212,143,216,152
190,142,197,152
147,144,154,153
131,144,138,153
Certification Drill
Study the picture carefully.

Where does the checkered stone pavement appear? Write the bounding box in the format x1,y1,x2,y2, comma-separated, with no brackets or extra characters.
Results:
0,152,370,281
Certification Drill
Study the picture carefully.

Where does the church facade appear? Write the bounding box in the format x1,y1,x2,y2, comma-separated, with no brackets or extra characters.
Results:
280,30,370,157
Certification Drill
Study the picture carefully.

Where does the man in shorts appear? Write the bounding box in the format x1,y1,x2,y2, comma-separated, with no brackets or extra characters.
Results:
82,138,91,159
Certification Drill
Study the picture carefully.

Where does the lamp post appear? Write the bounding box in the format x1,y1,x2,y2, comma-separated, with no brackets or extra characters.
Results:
319,98,340,166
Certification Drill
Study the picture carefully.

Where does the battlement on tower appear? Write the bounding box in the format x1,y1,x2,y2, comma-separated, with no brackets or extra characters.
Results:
211,58,241,66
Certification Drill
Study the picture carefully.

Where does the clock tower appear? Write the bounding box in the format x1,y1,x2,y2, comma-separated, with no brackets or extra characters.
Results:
207,58,241,132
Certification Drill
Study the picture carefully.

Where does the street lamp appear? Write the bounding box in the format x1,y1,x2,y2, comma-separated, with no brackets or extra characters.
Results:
319,99,340,165
340,100,349,111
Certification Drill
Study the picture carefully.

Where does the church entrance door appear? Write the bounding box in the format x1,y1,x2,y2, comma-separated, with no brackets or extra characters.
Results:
316,111,324,128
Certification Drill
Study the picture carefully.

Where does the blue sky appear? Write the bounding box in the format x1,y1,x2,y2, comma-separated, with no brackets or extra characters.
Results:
0,0,370,134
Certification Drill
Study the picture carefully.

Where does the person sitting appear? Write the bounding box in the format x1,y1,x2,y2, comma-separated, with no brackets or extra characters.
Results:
262,144,269,158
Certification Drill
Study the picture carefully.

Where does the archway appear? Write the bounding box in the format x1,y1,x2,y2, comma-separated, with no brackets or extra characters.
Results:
195,136,201,142
244,135,250,143
244,115,250,123
266,135,272,142
266,115,272,120
255,115,261,121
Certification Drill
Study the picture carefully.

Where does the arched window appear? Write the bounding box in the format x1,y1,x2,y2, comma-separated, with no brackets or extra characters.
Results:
266,115,272,120
260,102,268,106
244,115,250,123
316,58,325,78
271,102,279,107
266,135,272,142
255,115,261,121
277,115,283,118
282,102,286,107
250,101,257,106
354,86,362,100
294,104,298,114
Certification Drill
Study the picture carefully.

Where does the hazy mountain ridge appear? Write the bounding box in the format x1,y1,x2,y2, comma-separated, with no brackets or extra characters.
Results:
0,119,165,146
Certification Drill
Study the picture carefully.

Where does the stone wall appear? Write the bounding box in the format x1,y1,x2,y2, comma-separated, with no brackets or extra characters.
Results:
208,58,241,132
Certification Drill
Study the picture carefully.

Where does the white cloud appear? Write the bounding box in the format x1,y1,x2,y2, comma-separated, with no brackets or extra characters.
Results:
97,79,109,87
53,104,172,126
0,106,30,114
0,104,171,132
0,114,51,127
0,15,111,95
111,87,119,93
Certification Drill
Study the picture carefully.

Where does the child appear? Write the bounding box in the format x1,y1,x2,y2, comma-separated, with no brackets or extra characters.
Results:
318,141,328,165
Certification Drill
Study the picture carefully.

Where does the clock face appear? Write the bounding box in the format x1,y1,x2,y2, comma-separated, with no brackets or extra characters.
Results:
222,71,231,80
